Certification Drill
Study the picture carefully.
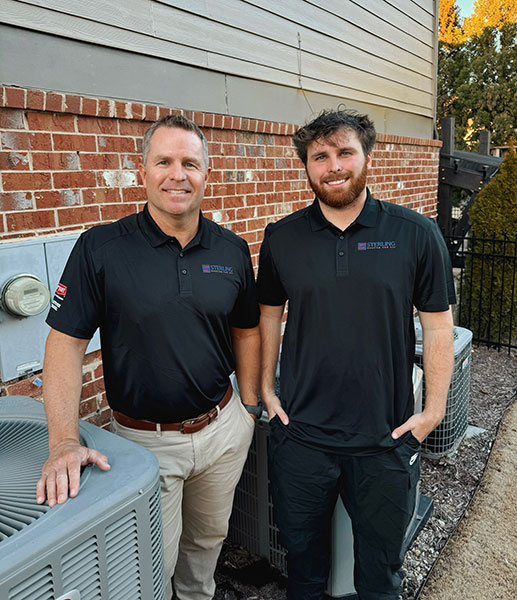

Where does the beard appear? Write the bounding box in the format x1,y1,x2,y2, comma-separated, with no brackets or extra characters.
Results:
308,161,368,209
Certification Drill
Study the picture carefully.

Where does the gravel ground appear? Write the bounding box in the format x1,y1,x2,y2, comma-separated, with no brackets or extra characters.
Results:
213,345,517,600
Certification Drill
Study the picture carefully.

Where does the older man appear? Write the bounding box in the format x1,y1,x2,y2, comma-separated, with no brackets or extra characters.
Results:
37,115,261,600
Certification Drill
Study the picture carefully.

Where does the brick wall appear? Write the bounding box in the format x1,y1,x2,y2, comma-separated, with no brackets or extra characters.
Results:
0,85,442,424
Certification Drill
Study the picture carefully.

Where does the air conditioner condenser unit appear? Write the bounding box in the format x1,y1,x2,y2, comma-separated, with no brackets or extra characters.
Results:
0,395,165,600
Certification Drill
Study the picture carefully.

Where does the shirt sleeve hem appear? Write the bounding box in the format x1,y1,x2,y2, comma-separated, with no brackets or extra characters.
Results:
46,318,95,340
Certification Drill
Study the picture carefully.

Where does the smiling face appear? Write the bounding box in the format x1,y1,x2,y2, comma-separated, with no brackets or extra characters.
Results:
305,128,371,209
138,126,210,233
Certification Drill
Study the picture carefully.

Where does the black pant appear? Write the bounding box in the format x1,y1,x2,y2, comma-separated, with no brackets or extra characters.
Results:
268,419,421,600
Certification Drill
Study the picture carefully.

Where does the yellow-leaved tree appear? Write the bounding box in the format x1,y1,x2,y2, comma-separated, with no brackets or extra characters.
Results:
439,0,466,44
463,0,517,37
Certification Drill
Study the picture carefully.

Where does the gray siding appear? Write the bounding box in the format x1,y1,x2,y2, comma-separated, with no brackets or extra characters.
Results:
0,0,438,136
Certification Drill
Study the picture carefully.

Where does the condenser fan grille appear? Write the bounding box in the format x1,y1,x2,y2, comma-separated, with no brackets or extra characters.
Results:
0,420,50,540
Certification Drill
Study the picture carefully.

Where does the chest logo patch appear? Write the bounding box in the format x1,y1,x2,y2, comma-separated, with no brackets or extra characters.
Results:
56,282,67,297
357,241,396,251
201,264,234,275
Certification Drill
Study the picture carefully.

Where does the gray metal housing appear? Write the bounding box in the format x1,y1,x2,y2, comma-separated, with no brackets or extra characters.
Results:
0,396,165,600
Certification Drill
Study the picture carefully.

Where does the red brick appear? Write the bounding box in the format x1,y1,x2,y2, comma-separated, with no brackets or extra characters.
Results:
57,206,100,226
122,187,145,203
0,192,33,211
79,397,98,417
4,87,26,108
2,172,52,191
256,182,274,193
200,197,223,210
65,94,81,113
5,376,43,399
98,136,135,152
246,194,267,206
235,182,256,194
81,97,98,116
119,120,149,136
80,153,120,170
132,104,144,120
231,220,246,233
247,217,266,230
26,112,75,132
114,101,127,119
145,105,159,121
81,378,106,400
45,92,65,112
158,107,171,119
77,116,118,135
223,196,245,209
2,131,52,151
34,191,63,209
85,407,112,428
27,89,45,110
0,151,30,170
6,210,56,231
100,203,138,221
83,188,122,204
53,133,96,152
94,363,104,378
97,99,110,118
53,171,96,189
236,207,255,219
33,152,80,170
257,205,275,216
0,108,24,128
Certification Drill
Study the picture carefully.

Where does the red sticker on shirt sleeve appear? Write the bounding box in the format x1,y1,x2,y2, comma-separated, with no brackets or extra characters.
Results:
56,283,67,297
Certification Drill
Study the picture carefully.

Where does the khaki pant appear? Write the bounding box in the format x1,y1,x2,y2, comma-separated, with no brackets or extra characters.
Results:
111,391,254,600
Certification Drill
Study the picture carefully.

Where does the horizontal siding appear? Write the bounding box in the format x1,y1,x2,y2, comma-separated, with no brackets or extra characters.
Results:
2,0,437,118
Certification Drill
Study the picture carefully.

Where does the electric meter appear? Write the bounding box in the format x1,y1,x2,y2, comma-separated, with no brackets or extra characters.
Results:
0,274,51,317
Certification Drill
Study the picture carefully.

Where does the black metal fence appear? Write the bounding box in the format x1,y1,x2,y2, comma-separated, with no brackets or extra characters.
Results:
446,232,517,354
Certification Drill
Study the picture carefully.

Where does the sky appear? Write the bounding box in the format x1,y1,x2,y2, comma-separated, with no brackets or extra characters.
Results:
455,0,475,18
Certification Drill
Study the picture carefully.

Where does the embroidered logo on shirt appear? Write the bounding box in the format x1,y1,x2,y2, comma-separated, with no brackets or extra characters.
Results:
409,452,419,466
201,264,234,275
357,241,396,251
56,282,67,297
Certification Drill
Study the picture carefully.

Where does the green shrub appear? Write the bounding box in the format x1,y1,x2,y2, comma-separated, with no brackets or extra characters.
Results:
459,144,517,345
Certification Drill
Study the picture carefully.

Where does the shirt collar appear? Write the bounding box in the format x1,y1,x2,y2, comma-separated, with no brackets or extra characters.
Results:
138,204,211,249
308,188,380,232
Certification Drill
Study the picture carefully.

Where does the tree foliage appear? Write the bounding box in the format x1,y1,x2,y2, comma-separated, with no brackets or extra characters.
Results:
439,0,466,44
459,145,517,344
463,0,517,37
437,21,517,150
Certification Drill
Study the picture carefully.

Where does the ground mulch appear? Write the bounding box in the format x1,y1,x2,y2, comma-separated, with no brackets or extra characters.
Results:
214,346,517,600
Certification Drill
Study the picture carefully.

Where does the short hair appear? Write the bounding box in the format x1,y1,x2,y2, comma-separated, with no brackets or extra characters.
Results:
292,109,377,165
141,114,209,170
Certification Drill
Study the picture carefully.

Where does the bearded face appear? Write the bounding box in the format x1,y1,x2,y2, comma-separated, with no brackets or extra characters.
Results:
307,160,368,209
305,129,371,209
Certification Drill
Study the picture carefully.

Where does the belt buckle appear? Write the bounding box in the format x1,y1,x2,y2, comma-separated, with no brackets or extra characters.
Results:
180,418,198,434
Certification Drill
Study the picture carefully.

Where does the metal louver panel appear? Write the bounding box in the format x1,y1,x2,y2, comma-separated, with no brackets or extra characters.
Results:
1,396,165,600
0,420,50,541
62,537,101,600
8,566,53,600
106,511,141,600
149,485,166,599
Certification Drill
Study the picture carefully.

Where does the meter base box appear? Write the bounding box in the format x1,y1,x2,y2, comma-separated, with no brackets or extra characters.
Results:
228,417,433,598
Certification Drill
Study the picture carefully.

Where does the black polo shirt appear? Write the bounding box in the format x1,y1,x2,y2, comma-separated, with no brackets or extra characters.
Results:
257,190,456,455
47,205,260,422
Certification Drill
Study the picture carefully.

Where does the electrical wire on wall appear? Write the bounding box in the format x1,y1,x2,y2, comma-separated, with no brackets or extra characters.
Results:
297,32,314,115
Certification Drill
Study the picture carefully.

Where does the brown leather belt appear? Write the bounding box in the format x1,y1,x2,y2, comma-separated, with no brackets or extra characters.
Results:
113,384,233,434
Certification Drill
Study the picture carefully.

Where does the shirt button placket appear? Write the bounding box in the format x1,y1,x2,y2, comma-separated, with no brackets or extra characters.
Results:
336,234,349,277
178,252,192,296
